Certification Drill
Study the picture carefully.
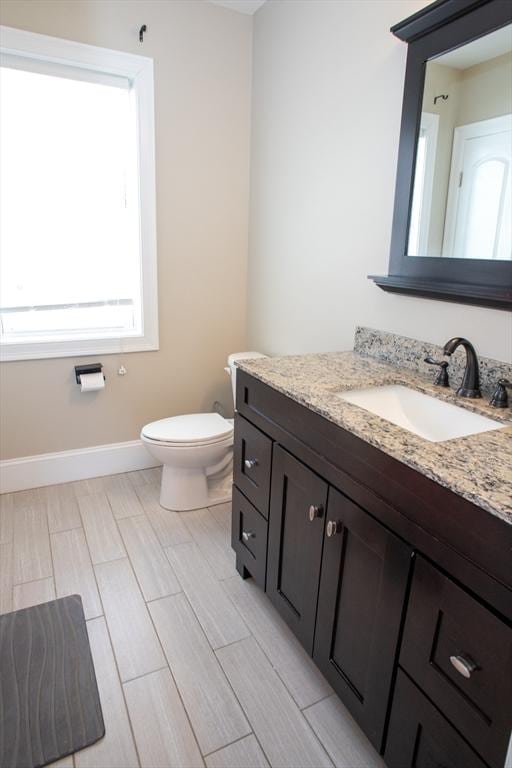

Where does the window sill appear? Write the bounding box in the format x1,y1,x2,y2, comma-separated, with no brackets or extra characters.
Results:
0,334,159,362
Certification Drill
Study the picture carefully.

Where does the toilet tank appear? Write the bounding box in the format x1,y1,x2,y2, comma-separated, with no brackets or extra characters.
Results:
226,352,267,407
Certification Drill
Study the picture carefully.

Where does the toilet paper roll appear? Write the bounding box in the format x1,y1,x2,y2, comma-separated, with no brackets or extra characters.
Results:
80,372,105,392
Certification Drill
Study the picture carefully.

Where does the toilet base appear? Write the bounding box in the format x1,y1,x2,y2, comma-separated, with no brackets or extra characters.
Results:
159,461,232,511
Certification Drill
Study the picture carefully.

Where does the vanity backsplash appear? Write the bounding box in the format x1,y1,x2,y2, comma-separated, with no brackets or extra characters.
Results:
354,327,512,396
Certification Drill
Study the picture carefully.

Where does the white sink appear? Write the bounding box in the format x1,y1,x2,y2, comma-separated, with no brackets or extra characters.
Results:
338,384,507,443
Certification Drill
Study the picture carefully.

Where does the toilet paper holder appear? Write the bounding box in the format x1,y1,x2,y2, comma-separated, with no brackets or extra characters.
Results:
75,363,105,385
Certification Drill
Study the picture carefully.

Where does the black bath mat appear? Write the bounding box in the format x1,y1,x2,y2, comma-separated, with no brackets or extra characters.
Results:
0,594,105,768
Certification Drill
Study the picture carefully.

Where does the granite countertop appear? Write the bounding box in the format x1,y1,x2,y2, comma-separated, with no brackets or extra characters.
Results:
237,351,512,525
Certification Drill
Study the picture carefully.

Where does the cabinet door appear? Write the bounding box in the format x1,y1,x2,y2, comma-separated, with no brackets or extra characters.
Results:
385,670,487,768
313,487,412,751
267,445,328,654
399,556,512,768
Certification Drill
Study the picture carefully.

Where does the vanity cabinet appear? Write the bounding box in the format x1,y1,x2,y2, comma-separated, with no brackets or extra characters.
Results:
232,369,512,767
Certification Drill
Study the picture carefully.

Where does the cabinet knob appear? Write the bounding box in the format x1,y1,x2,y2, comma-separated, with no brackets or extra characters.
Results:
449,654,477,679
244,458,258,470
308,505,323,521
242,531,255,541
326,520,342,537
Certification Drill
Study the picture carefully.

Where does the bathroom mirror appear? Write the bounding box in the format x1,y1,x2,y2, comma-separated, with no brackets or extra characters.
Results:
408,26,511,260
370,0,512,309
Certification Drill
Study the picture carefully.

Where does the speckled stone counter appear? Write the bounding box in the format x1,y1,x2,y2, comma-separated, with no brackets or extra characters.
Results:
237,350,512,525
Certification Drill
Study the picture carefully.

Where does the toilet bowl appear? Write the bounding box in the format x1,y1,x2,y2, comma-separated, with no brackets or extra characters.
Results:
141,352,266,510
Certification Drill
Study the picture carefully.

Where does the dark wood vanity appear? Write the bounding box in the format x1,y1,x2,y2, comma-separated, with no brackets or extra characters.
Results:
231,369,512,768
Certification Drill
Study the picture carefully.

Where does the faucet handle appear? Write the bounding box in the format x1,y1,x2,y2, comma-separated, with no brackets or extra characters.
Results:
424,357,450,388
489,379,511,408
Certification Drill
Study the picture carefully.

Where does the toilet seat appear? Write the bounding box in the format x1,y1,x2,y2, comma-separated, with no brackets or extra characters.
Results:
141,413,233,447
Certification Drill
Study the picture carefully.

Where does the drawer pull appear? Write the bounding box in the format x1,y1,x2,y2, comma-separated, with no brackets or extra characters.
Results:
244,459,258,470
308,504,323,521
242,531,255,541
449,654,478,679
326,520,342,537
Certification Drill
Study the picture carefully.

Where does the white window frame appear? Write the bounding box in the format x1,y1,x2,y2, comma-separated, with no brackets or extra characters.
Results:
0,26,158,361
407,111,439,256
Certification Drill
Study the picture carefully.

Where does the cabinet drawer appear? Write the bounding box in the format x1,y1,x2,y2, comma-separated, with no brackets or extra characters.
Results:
400,556,511,768
233,415,272,516
231,486,268,589
385,670,487,768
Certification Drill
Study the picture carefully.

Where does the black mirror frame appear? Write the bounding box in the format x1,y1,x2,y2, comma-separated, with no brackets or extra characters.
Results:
370,0,512,311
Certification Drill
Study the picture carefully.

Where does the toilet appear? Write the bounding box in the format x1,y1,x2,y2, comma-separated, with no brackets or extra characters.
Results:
141,352,266,511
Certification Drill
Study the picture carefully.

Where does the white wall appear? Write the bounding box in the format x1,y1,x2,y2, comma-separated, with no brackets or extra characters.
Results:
0,0,252,460
247,0,512,362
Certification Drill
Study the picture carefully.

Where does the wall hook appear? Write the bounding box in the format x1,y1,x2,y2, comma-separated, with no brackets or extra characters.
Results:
139,24,147,43
433,94,449,105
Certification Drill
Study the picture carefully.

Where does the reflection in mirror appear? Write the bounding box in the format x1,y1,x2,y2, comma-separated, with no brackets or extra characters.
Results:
407,24,512,260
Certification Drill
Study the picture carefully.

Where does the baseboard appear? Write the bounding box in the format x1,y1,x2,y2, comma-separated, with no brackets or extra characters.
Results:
0,440,160,494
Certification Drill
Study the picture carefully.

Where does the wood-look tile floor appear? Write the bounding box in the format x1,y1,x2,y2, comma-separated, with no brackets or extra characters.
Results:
0,470,385,768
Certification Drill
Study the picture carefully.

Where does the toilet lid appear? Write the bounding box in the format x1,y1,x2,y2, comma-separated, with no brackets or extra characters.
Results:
142,413,233,445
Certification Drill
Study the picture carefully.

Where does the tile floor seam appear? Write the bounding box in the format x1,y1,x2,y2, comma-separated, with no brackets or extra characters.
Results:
149,589,254,757
93,553,168,684
215,636,330,768
155,540,261,755
116,513,182,602
205,633,273,768
49,524,83,535
108,498,207,763
93,622,144,768
300,692,335,712
163,542,251,649
133,486,192,550
202,703,273,768
12,503,54,585
139,592,207,762
214,579,338,759
296,703,335,768
218,576,329,713
118,664,169,685
162,539,194,551
44,494,75,768
201,731,256,758
180,506,234,580
78,493,128,566
73,508,145,768
42,501,58,608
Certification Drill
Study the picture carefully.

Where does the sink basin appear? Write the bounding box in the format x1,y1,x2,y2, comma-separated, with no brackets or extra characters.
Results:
338,384,507,442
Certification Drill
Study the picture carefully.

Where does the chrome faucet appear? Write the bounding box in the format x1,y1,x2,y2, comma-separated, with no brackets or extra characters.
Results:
442,337,481,398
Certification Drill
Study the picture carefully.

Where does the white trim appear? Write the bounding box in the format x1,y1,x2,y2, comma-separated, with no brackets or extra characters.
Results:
0,26,159,362
0,336,160,362
0,51,130,88
0,26,151,78
407,111,439,256
417,112,439,255
0,440,160,494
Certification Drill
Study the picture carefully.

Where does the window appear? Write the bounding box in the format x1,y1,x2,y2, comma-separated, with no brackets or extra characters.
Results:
407,112,439,257
0,27,158,360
